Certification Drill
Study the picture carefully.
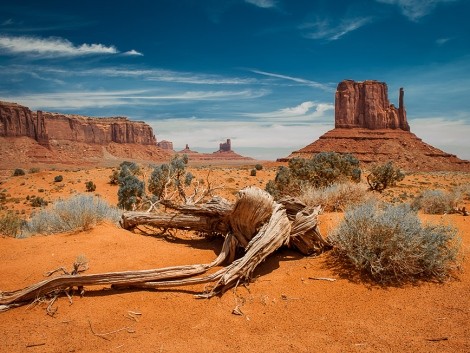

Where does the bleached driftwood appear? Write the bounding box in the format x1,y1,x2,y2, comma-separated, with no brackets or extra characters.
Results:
0,187,329,311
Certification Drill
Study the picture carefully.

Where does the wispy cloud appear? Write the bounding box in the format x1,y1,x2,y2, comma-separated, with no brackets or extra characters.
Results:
0,34,123,57
301,17,372,41
245,0,277,9
250,69,333,92
436,37,451,46
242,101,334,122
376,0,458,21
123,49,143,56
1,88,268,110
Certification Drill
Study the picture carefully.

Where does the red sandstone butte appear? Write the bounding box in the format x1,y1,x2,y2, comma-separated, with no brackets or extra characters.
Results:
281,80,470,172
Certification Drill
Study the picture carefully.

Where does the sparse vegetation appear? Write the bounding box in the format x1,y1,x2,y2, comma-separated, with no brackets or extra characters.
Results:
85,181,96,192
411,189,462,214
255,164,263,171
250,169,257,176
367,161,405,192
54,175,63,182
13,168,25,176
0,212,24,237
328,200,461,284
117,166,145,210
300,182,370,212
24,194,121,236
266,152,361,199
29,167,40,174
30,196,48,208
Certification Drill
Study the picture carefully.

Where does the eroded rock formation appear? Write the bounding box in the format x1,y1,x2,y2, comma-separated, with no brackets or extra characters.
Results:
281,80,470,171
335,80,410,131
0,101,49,145
0,101,172,167
41,112,156,145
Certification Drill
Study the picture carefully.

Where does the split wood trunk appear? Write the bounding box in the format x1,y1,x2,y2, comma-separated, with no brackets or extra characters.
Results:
0,186,330,311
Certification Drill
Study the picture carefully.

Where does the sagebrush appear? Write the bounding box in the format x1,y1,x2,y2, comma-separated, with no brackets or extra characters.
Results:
266,152,361,199
23,194,121,236
299,182,370,212
411,189,462,214
328,200,461,284
0,212,24,237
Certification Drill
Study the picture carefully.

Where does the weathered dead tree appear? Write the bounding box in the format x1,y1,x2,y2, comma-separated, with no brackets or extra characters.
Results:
0,186,330,312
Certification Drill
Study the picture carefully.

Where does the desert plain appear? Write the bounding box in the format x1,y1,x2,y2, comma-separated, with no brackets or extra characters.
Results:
0,162,469,353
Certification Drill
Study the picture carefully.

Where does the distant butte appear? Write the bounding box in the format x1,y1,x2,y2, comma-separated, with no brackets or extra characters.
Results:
177,139,253,161
280,80,470,172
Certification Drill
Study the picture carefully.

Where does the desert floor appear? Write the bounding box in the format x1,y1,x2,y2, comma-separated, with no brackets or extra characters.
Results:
0,164,469,353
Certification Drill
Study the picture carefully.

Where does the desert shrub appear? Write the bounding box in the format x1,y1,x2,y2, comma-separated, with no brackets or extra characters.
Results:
411,189,461,214
109,169,119,185
30,196,48,207
85,181,96,192
118,166,145,210
250,169,257,176
328,200,461,284
13,168,25,176
300,182,370,212
266,152,361,199
367,161,405,192
29,167,40,174
24,194,121,236
255,164,263,171
119,161,140,175
148,154,193,202
54,175,63,182
0,212,25,237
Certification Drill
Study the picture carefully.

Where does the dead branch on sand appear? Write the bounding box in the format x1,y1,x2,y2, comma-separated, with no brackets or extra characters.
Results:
0,186,330,311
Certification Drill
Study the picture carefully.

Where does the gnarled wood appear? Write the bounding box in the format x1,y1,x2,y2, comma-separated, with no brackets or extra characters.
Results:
0,186,330,311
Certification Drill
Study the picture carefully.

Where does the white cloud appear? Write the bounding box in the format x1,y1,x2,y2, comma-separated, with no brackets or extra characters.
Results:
0,35,118,57
250,69,333,92
3,88,268,110
123,49,144,56
242,101,334,122
150,117,332,156
245,0,277,9
301,17,372,41
376,0,457,21
411,117,470,160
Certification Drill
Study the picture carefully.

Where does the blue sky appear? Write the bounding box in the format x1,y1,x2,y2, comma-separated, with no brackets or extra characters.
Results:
0,0,469,160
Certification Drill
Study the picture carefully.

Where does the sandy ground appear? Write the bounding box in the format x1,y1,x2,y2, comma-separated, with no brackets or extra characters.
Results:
0,165,469,352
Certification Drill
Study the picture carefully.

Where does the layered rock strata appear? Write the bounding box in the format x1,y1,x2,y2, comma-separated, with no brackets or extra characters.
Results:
281,80,470,171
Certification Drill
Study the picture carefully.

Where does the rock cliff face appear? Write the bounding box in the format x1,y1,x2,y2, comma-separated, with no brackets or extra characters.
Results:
0,101,173,167
281,80,470,171
0,101,48,145
335,80,410,131
41,112,156,145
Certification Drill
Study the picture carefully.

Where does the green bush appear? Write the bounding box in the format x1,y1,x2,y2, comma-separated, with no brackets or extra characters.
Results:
266,152,361,199
24,194,121,236
255,164,263,171
411,189,461,214
148,154,192,202
13,168,25,176
118,166,145,210
328,201,461,284
250,169,257,176
30,196,48,208
109,169,119,185
85,181,96,192
367,161,404,192
54,175,63,182
299,182,370,212
0,212,25,237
